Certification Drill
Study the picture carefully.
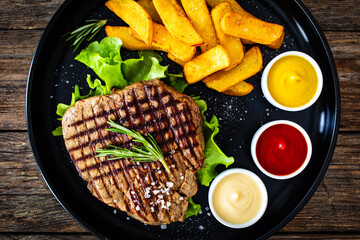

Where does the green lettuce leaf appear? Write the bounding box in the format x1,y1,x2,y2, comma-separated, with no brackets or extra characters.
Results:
75,37,127,91
186,198,201,218
122,51,167,84
163,71,189,93
52,126,63,136
192,96,235,186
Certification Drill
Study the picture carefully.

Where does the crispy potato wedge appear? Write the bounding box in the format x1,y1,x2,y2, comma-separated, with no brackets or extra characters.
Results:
184,45,231,84
181,0,218,52
221,12,284,48
205,0,283,48
167,53,186,66
105,26,157,50
130,23,196,62
203,46,263,92
167,50,200,66
223,81,254,96
267,30,285,49
137,0,162,23
105,0,153,46
205,0,254,18
152,0,204,46
211,2,244,70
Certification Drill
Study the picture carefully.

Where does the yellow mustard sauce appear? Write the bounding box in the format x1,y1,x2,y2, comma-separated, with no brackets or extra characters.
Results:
212,173,263,225
267,55,318,108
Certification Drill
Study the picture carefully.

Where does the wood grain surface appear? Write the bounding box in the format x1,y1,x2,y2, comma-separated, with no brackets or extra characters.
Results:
0,0,359,239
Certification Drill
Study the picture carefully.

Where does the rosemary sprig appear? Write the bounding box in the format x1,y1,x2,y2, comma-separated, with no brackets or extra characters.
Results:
62,19,108,52
96,120,170,173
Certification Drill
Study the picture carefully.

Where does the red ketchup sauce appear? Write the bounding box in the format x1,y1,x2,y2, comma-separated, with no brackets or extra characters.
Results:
256,124,308,176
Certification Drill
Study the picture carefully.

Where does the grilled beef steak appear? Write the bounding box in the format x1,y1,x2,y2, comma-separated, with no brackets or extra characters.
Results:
62,79,204,225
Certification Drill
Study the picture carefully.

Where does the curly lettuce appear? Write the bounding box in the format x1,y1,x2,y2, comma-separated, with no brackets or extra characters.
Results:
186,197,201,218
192,96,235,186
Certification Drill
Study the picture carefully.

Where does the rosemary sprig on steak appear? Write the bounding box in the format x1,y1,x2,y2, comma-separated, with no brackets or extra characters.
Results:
96,120,170,173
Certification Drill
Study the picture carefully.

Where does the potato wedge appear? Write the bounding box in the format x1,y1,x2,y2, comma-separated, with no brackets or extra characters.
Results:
211,2,244,70
267,30,285,49
167,50,200,66
205,0,254,18
167,53,186,66
181,0,218,52
184,45,231,84
203,46,263,92
221,12,284,48
205,0,283,48
130,23,196,62
152,0,204,46
105,26,157,50
137,0,162,23
223,81,254,96
105,0,153,46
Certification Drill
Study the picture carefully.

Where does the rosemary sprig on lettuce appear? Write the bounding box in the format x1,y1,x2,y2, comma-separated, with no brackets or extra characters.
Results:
96,120,170,173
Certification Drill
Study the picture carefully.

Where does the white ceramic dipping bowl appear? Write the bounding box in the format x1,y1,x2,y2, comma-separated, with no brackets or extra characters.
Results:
208,168,268,228
251,120,312,180
261,51,323,111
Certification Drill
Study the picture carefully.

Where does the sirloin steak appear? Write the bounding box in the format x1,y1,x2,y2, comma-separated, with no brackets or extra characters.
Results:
62,79,204,225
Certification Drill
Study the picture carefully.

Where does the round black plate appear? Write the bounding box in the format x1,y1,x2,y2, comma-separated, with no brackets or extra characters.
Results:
27,0,340,239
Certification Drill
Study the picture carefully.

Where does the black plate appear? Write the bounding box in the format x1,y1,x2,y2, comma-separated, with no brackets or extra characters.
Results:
26,0,340,239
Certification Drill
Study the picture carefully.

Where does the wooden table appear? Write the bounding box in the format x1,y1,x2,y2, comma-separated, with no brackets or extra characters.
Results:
0,0,359,239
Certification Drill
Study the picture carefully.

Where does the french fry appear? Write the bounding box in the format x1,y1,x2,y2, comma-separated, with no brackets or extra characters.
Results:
223,81,254,96
152,0,204,46
167,53,186,66
211,2,244,70
137,0,162,23
130,23,196,62
205,0,255,45
205,0,283,48
267,30,285,49
181,0,218,52
205,0,255,18
221,12,284,48
184,45,231,84
203,46,263,92
167,50,200,66
105,26,157,50
105,0,153,46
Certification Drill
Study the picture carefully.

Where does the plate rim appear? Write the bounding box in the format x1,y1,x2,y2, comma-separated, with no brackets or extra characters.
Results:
26,0,340,239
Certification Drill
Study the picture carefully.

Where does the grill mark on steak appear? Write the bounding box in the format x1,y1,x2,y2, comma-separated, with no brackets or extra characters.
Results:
139,87,179,171
62,79,204,225
65,109,196,141
153,86,198,169
83,103,116,208
114,89,165,221
90,103,125,211
144,85,192,169
77,106,104,203
65,129,198,153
